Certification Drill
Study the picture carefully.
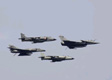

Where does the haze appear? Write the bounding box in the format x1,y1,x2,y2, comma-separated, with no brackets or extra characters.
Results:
0,0,112,80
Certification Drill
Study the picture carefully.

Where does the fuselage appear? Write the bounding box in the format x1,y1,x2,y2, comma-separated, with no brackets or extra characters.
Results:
20,37,56,43
61,41,87,49
61,40,99,49
39,56,74,62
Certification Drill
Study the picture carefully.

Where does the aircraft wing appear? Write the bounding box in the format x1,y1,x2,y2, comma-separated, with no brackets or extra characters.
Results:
67,46,75,49
16,49,33,56
63,41,76,49
51,60,56,62
18,52,32,56
64,41,76,44
51,59,63,62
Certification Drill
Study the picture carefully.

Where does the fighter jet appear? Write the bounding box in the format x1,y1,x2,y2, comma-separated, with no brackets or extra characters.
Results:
39,53,74,62
8,45,45,56
59,36,99,49
19,33,56,43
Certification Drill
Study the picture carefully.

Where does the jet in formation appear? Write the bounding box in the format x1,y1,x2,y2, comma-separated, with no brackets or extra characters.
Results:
8,45,45,56
19,33,56,43
39,53,74,62
59,36,99,49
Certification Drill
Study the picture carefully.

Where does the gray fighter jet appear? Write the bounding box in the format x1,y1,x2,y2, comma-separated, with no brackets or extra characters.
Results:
19,33,56,43
8,45,45,56
39,53,74,62
59,36,99,49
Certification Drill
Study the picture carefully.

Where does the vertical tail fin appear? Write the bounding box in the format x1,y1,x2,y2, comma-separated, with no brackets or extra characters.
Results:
21,33,26,38
59,35,68,42
39,53,45,60
8,45,17,49
41,53,45,57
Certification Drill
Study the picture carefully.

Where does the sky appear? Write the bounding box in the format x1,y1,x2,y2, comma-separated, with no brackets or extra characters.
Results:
0,0,112,80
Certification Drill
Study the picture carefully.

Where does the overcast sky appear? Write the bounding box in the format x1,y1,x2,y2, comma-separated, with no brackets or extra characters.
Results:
0,0,112,80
